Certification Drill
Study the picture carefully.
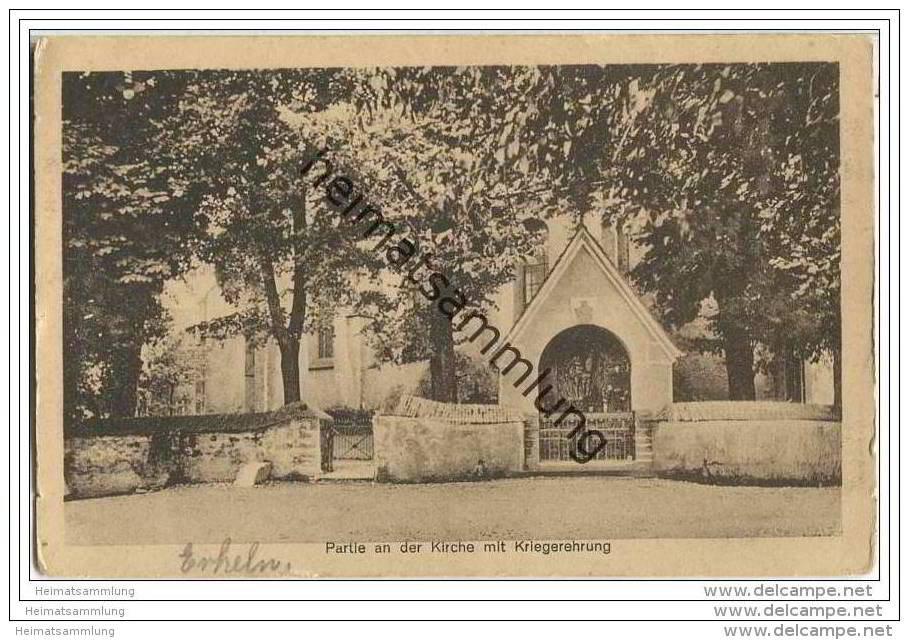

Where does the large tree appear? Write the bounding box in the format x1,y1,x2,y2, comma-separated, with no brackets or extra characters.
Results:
330,66,546,402
494,63,841,400
63,71,201,420
168,70,380,405
616,63,839,400
757,63,841,404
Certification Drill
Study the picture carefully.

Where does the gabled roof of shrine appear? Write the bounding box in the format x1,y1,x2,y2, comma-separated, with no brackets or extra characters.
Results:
503,224,682,361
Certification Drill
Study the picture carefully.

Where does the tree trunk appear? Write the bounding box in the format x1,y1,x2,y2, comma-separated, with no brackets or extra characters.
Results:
107,343,142,416
260,247,306,407
723,327,756,400
832,345,842,408
278,337,302,405
428,312,458,403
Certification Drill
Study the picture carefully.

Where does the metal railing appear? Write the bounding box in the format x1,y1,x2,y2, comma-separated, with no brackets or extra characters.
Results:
539,412,635,462
325,422,374,461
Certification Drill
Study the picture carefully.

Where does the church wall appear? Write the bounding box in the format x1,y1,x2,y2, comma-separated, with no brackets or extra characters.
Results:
240,313,390,412
362,361,427,411
201,336,247,414
547,213,577,264
167,216,835,418
302,368,338,410
248,337,347,413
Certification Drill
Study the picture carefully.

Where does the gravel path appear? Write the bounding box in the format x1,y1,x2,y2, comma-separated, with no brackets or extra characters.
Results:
65,476,840,545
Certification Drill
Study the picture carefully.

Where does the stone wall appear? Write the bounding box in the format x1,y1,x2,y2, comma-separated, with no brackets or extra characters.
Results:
374,396,525,482
652,401,841,485
64,404,325,499
64,434,162,499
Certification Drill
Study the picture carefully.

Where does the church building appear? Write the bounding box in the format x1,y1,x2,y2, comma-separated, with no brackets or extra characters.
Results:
159,211,836,440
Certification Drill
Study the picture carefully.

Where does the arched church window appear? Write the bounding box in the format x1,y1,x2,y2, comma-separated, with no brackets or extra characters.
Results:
522,219,549,307
600,219,629,273
243,338,257,412
309,318,336,370
317,323,334,360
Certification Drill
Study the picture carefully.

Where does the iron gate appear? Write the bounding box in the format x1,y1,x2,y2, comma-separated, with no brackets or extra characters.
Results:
538,412,635,462
324,421,373,461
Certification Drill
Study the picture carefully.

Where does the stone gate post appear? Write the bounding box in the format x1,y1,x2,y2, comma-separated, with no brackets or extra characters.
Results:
523,414,540,471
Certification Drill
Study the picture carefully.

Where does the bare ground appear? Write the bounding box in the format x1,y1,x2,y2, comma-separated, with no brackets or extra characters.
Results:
65,476,841,545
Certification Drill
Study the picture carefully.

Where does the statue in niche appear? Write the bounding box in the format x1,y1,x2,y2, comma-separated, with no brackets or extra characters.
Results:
546,326,632,414
573,299,594,324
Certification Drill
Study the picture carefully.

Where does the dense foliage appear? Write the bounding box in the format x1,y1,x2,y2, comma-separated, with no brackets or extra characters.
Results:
63,71,202,419
62,63,841,415
485,63,841,400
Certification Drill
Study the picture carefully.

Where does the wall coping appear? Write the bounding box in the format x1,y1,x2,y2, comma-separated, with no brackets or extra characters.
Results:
387,396,525,424
656,401,840,423
66,402,331,438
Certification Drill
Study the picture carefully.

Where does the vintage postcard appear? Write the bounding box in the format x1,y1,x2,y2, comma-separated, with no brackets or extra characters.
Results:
33,33,876,577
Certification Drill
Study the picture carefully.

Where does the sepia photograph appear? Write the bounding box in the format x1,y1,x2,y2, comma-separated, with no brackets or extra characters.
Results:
32,33,876,578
